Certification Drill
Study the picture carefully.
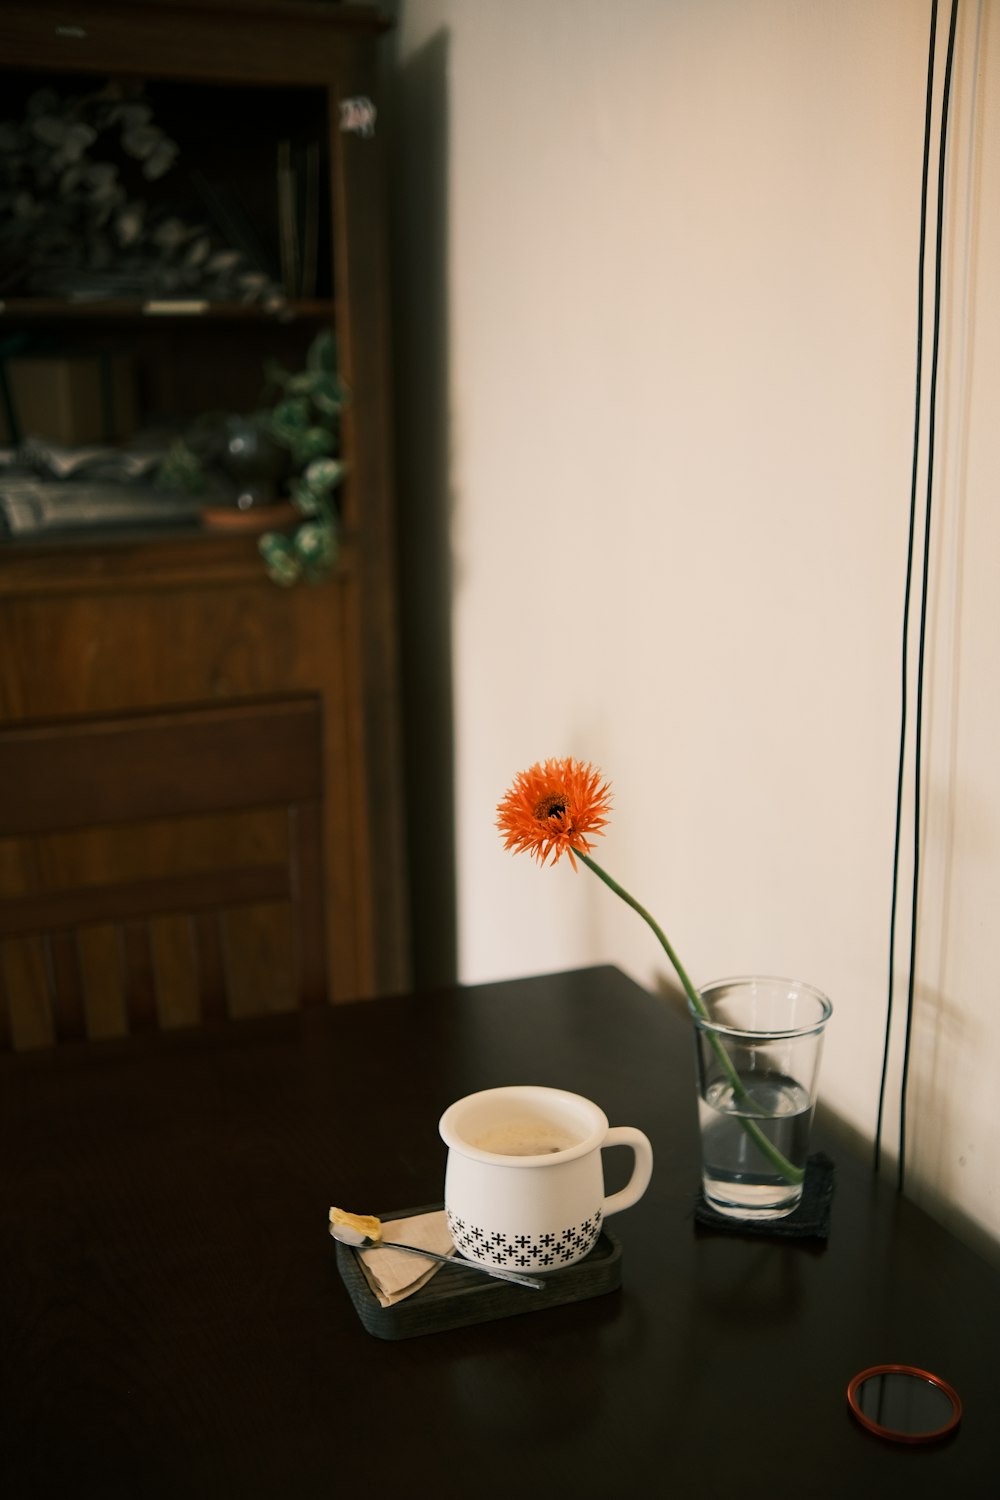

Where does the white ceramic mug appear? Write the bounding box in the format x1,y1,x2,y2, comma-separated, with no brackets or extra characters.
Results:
439,1085,654,1273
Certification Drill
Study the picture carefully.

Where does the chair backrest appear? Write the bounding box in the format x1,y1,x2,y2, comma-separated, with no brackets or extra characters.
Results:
0,694,327,1048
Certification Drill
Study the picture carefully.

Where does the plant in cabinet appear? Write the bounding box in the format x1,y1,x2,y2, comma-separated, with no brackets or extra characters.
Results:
155,329,348,584
0,81,280,304
257,329,348,586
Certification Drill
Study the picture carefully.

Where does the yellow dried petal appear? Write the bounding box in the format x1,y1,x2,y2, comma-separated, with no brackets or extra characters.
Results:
329,1206,382,1241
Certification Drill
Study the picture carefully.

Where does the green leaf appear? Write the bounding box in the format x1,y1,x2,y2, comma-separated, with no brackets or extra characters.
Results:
308,329,336,375
310,373,347,417
270,397,310,432
295,426,335,463
303,457,345,491
154,437,205,494
294,520,337,570
258,531,301,586
289,479,319,515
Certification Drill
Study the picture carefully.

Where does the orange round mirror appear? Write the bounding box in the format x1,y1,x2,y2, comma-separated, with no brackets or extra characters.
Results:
847,1365,961,1444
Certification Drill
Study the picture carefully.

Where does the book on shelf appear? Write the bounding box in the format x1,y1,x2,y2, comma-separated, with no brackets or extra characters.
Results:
300,139,320,301
276,139,300,299
276,137,321,301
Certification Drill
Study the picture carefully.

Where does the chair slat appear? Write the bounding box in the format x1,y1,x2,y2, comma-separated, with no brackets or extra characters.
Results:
46,930,87,1043
0,866,293,938
120,923,158,1033
290,802,327,1007
0,697,324,837
193,913,228,1025
0,695,328,1048
0,954,12,1051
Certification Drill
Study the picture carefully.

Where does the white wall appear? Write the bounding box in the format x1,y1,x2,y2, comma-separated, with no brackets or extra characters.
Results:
391,0,1000,1260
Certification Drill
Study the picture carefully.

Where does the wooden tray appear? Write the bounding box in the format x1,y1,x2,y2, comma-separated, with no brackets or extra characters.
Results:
334,1205,623,1340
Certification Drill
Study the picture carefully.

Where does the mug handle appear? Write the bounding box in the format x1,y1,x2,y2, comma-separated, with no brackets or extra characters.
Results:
601,1126,654,1217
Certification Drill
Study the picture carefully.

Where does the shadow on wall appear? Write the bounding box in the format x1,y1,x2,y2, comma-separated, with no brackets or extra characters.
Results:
387,24,458,988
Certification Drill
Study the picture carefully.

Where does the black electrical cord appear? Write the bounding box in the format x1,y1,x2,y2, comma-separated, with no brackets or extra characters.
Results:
875,0,938,1179
876,0,960,1190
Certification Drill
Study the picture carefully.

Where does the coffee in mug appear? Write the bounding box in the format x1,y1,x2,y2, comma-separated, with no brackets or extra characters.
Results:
472,1117,581,1156
439,1085,653,1273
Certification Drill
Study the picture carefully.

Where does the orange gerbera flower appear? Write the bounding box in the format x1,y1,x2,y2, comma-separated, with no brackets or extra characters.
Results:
496,757,612,867
497,754,805,1189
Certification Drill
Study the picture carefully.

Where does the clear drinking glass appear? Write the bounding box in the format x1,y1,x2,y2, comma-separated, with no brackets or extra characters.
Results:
689,977,832,1220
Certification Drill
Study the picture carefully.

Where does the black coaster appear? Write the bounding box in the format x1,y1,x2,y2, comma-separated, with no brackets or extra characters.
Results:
693,1152,835,1241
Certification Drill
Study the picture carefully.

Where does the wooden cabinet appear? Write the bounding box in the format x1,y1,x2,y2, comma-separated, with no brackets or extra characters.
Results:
0,1,409,1036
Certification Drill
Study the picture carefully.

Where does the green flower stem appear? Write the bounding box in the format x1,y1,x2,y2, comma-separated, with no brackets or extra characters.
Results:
572,849,803,1187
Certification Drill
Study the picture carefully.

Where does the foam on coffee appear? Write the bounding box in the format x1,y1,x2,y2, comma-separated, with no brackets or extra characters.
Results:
471,1116,581,1156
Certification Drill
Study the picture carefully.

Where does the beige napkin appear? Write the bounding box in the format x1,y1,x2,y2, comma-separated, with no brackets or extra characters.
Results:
353,1209,457,1308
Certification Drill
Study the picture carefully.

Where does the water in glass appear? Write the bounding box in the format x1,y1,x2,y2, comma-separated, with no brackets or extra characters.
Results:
699,1073,812,1218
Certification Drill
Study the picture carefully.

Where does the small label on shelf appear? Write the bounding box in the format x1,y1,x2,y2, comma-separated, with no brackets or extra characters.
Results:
142,300,210,316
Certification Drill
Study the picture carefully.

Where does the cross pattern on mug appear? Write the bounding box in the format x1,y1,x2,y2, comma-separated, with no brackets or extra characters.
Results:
447,1208,604,1267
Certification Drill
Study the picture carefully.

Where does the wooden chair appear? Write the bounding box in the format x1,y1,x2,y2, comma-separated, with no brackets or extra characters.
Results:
0,694,327,1048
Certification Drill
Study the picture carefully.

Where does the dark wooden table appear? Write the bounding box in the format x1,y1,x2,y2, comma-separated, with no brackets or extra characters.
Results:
2,966,995,1496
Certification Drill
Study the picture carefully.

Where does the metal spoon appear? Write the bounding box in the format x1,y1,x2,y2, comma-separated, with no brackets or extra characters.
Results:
328,1223,545,1290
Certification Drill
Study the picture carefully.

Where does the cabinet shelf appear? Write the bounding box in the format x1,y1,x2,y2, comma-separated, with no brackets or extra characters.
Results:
0,298,336,324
